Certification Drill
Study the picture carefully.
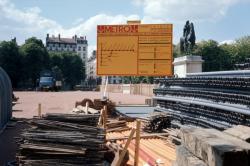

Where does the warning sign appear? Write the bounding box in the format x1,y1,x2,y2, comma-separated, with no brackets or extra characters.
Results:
97,24,173,76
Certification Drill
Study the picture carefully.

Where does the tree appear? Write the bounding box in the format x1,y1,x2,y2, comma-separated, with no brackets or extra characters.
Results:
219,43,236,70
60,52,84,88
48,52,84,89
193,40,224,72
20,37,50,87
233,36,250,63
173,43,181,58
0,39,23,88
49,52,63,68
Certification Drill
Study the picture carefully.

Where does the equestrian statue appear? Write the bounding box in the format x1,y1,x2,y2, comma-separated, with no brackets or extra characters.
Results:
180,20,196,54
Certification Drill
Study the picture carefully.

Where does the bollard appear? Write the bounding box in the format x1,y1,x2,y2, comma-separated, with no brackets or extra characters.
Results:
103,105,107,129
38,103,41,118
85,101,89,114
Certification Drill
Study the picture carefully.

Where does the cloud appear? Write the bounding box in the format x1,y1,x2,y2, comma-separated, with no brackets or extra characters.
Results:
0,0,140,57
219,39,236,45
132,0,245,22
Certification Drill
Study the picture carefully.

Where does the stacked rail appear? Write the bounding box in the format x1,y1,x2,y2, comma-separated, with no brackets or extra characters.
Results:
153,73,250,130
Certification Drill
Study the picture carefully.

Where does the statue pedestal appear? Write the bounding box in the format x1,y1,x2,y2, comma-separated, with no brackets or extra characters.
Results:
173,55,204,78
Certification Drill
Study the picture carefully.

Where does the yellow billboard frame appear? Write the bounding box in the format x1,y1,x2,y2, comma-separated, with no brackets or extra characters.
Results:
97,23,173,76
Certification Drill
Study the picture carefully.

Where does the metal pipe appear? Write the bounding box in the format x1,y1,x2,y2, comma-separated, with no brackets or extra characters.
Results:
154,96,250,115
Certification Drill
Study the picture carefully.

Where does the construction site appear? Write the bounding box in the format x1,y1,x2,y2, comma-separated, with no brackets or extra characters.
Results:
1,15,250,166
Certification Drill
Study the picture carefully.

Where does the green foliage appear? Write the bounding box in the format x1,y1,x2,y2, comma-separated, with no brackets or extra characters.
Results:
1,35,249,88
193,40,222,71
233,36,250,63
0,37,85,89
0,40,22,88
60,52,84,88
173,44,181,58
49,52,84,88
122,76,154,84
20,37,50,86
173,36,250,72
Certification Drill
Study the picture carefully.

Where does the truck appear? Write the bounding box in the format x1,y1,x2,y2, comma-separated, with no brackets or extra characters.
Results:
38,70,62,91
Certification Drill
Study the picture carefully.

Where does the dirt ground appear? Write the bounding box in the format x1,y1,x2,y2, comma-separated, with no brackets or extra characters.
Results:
13,91,149,118
0,121,29,165
0,91,148,164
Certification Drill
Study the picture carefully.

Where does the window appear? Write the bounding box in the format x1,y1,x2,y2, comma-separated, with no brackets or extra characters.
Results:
40,77,53,82
83,47,86,51
78,46,81,51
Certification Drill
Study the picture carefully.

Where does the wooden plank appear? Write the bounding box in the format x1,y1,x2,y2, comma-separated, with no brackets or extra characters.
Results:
107,133,169,141
98,109,104,126
134,120,141,166
21,143,86,155
114,128,136,166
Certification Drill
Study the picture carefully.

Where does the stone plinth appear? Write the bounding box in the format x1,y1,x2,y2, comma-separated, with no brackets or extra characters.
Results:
173,55,203,78
224,125,250,143
175,146,207,166
180,127,250,166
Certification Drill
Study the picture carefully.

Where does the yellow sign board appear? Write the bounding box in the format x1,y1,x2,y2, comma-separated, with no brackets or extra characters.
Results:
97,24,173,76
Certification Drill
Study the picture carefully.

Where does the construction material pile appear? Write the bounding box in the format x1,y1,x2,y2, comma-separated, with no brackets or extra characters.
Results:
17,113,105,166
144,113,172,132
106,119,130,132
75,98,116,116
154,74,250,130
70,105,99,114
174,125,250,166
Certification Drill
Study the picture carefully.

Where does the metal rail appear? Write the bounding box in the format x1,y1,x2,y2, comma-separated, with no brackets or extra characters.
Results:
186,70,250,78
154,96,250,115
155,107,232,130
154,88,250,107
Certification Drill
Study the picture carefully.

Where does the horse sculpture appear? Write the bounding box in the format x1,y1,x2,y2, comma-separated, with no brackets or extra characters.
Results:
180,20,196,54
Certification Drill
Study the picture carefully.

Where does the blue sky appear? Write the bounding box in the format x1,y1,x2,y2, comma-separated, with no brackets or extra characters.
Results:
0,0,250,55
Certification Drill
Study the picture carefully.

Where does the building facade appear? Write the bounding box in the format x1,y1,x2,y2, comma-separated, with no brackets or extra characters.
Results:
46,34,88,75
86,50,101,85
86,50,122,85
86,50,97,80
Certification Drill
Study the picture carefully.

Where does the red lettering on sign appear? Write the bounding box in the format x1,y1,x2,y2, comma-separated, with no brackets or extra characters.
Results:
98,25,138,33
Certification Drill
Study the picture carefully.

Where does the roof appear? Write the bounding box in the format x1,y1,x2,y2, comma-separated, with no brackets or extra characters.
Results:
47,37,76,44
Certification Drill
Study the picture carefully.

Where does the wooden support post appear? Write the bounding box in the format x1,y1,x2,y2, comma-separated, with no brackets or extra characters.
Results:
98,109,103,126
38,103,41,118
103,105,107,129
115,128,136,166
85,101,89,114
134,120,141,166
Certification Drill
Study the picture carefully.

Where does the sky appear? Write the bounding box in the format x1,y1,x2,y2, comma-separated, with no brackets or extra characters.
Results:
0,0,250,56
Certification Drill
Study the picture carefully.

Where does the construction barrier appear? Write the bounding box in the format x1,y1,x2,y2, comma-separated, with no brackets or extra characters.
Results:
0,67,12,131
100,84,157,96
